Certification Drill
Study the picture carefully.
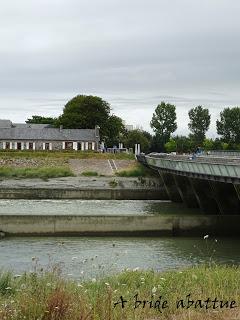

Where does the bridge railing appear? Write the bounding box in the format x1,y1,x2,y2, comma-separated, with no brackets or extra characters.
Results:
145,154,240,179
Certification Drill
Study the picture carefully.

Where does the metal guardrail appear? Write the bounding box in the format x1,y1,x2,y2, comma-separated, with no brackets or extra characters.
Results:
144,153,240,179
209,150,240,158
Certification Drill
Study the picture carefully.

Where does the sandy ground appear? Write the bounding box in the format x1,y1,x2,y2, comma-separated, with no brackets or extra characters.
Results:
69,159,135,176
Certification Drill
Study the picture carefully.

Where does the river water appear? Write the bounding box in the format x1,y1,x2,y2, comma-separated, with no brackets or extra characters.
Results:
0,200,239,279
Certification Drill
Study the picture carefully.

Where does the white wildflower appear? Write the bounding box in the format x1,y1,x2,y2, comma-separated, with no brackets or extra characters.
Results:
204,235,209,240
152,287,157,293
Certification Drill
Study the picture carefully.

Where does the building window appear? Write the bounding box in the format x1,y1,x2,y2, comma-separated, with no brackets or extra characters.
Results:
29,142,33,150
45,143,50,150
5,142,10,150
65,142,73,150
77,142,82,150
88,142,92,150
17,142,21,150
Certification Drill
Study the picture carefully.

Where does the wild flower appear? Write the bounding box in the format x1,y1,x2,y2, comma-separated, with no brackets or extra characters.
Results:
152,287,157,293
204,234,209,240
91,278,96,283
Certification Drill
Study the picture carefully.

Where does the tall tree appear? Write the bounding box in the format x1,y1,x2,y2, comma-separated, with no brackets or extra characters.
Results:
188,106,211,144
56,95,111,138
216,107,240,144
150,102,177,148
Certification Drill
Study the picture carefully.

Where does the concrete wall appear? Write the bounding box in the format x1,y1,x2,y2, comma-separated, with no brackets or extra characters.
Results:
0,187,168,200
1,214,240,236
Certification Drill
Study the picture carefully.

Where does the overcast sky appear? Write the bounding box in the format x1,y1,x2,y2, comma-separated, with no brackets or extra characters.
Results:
1,0,240,136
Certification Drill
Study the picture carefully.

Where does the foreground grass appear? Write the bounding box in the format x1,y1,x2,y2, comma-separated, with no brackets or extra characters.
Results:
116,163,157,177
0,150,135,160
0,166,74,180
0,265,239,319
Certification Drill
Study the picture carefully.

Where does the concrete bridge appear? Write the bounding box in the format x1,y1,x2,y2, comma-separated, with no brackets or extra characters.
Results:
138,152,240,215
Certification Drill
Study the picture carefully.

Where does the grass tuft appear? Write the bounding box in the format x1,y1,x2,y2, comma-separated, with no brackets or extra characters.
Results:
81,171,99,177
0,167,74,180
116,163,157,177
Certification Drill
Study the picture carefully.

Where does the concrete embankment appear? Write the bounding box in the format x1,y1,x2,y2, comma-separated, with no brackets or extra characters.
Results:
0,176,168,200
0,214,239,236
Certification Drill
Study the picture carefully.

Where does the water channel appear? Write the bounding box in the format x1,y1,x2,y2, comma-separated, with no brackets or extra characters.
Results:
0,200,239,279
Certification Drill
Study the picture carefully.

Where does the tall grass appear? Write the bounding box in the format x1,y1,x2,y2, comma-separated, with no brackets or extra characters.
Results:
0,166,74,179
116,163,157,177
0,265,239,319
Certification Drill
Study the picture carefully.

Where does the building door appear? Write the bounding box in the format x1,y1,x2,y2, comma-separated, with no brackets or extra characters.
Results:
17,142,21,150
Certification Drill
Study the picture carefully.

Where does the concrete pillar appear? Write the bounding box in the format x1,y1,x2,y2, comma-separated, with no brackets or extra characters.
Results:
92,142,95,150
234,184,240,201
138,144,141,154
10,142,13,150
49,143,52,151
14,142,17,150
159,172,182,202
85,142,88,150
81,142,85,151
135,144,138,155
62,142,65,150
174,175,199,208
2,142,6,150
190,178,220,214
42,143,45,150
26,142,29,150
33,142,36,151
210,181,240,215
21,142,24,150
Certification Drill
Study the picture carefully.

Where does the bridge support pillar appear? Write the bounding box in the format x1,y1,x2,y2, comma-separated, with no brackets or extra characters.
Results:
210,181,240,215
159,172,182,202
234,184,240,201
189,178,220,214
173,175,199,208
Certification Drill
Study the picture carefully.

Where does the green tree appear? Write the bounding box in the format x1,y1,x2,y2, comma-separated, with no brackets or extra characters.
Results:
203,138,214,151
216,107,240,143
104,115,125,147
56,95,111,138
150,102,177,148
174,135,192,153
123,129,150,153
26,115,57,125
188,106,211,144
165,139,177,153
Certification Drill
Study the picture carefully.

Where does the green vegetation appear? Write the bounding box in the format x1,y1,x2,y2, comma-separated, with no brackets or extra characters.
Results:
0,166,74,180
188,106,211,145
116,163,156,177
0,265,239,319
0,150,135,160
81,171,99,177
25,94,240,152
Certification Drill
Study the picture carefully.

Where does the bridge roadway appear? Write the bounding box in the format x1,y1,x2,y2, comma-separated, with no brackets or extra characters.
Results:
138,153,240,215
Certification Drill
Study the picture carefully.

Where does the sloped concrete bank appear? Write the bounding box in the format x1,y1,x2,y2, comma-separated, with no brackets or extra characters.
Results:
0,177,168,200
0,215,239,236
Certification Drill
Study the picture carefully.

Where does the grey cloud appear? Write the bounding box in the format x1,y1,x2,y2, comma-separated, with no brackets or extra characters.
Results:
0,0,240,135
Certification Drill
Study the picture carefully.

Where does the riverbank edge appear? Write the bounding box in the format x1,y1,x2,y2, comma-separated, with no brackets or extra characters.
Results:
0,265,239,319
0,214,239,237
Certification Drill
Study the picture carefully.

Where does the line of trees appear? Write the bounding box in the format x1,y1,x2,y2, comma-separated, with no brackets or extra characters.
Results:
26,95,240,153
